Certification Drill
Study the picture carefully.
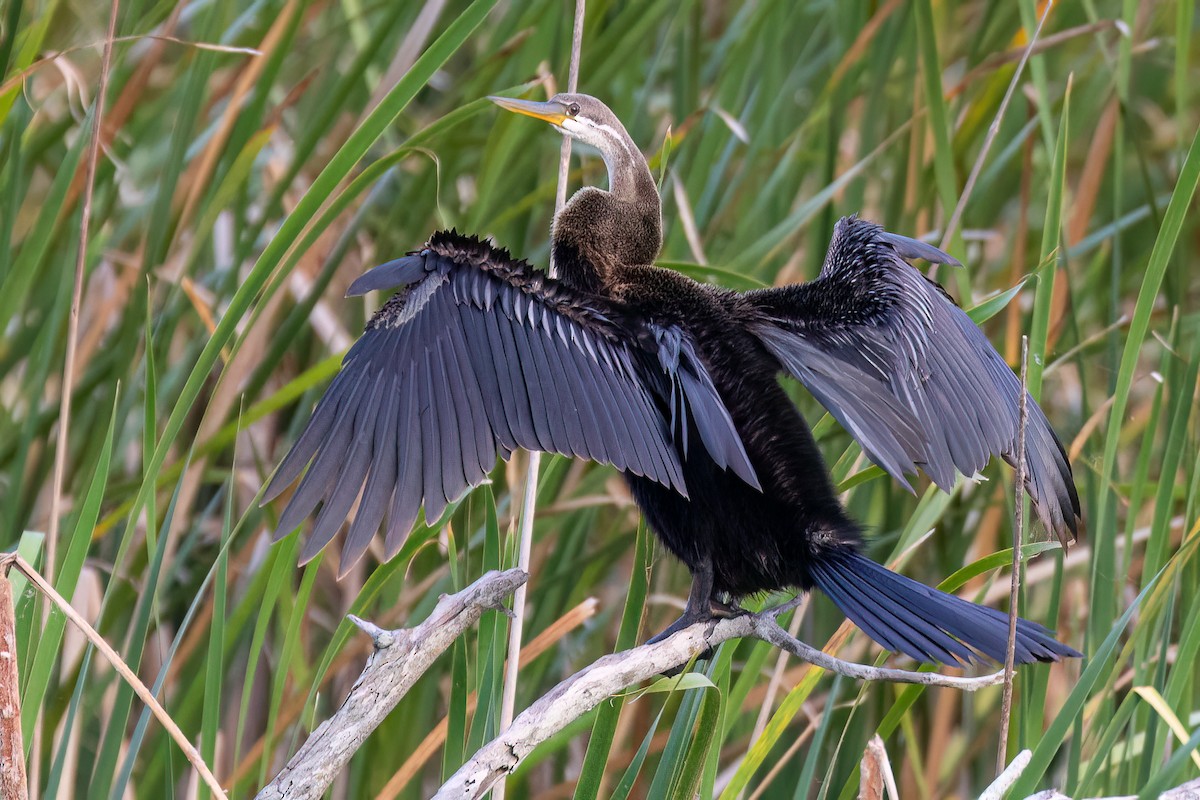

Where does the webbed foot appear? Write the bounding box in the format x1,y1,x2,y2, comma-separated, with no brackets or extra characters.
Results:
647,561,748,674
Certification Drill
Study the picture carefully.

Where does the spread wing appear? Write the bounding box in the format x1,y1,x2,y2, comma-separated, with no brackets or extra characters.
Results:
745,216,1080,545
264,231,757,570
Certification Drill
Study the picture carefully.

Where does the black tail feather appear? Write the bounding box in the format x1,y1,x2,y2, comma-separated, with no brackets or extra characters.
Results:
808,550,1080,665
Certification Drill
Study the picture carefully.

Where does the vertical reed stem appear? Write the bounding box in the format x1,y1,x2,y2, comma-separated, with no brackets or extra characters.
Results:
495,4,586,796
997,336,1030,772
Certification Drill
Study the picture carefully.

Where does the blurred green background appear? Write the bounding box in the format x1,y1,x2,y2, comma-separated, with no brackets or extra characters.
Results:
3,0,1199,797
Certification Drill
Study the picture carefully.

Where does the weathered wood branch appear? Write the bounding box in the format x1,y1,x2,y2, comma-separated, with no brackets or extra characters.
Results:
251,575,1192,800
434,604,1006,798
254,568,528,800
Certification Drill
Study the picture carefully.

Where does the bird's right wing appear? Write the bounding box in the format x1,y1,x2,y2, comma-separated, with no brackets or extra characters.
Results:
743,217,1080,545
264,231,756,570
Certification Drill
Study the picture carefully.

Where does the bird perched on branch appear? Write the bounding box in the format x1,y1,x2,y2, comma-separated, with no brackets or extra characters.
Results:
264,93,1082,665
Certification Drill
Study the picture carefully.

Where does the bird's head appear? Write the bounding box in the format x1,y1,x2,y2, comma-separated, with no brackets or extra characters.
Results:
488,93,628,152
488,93,649,199
488,92,662,270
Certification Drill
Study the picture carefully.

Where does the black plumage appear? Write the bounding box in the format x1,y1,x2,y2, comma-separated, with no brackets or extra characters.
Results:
265,93,1082,665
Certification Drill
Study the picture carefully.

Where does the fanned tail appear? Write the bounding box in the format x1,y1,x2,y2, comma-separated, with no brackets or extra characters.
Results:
808,549,1079,665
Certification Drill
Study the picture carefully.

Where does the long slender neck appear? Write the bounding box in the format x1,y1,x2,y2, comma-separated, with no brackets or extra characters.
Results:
599,128,659,206
551,138,662,292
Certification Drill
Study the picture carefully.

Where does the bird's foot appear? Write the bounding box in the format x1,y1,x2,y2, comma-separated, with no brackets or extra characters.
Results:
646,597,749,677
709,596,746,619
646,597,746,645
645,608,710,646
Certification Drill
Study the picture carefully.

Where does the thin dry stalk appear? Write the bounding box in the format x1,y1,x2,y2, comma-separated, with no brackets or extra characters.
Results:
0,577,28,800
0,555,226,799
554,0,586,214
496,4,586,799
46,0,120,645
36,2,121,793
997,337,1030,771
940,0,1053,251
1005,103,1036,362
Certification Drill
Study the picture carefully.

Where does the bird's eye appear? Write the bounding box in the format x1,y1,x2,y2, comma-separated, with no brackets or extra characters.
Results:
567,102,581,117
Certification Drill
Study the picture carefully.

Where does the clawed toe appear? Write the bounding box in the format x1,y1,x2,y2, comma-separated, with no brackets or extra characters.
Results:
648,618,716,676
646,611,707,645
709,597,747,619
646,561,743,669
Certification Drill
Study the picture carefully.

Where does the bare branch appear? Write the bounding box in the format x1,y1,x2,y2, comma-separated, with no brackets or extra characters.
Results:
1161,778,1200,798
254,568,527,800
435,606,1005,798
981,749,1030,800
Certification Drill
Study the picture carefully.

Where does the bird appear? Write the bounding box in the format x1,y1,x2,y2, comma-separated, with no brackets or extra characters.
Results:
263,92,1083,666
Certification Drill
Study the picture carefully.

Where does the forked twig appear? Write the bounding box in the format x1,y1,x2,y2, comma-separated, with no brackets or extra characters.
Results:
255,569,527,800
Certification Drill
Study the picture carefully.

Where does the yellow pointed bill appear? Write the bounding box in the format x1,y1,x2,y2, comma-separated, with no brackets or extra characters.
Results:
487,96,568,125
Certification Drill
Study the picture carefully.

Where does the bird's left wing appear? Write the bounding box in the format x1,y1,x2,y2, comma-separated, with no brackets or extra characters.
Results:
743,216,1080,545
264,231,754,570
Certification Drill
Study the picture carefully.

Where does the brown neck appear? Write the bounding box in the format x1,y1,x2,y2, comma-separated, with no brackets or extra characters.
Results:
552,186,662,292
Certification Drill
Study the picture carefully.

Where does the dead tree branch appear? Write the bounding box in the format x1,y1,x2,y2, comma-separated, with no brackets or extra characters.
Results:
434,604,1005,798
254,568,528,800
